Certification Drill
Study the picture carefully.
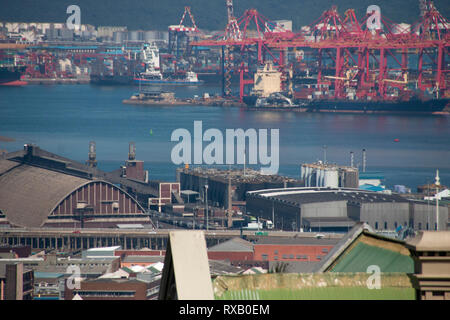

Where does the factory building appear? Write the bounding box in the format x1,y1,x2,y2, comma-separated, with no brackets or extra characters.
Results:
301,162,359,189
177,167,303,210
246,187,448,232
0,145,153,228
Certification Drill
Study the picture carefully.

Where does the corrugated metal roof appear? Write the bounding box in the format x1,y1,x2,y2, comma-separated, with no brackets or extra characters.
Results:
0,159,89,227
249,187,408,206
313,222,414,273
330,242,414,273
313,222,373,272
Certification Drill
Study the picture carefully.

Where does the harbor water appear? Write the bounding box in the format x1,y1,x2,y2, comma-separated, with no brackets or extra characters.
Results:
0,84,449,190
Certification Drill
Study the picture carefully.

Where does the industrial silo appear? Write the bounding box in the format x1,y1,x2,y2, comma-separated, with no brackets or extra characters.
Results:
324,168,339,188
129,30,140,41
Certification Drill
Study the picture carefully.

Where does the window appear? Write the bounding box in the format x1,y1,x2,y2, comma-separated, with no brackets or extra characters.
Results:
282,254,288,259
289,254,294,259
394,222,398,229
375,222,378,229
274,250,278,255
384,222,388,229
418,222,422,230
322,248,329,253
296,255,302,259
274,256,278,260
261,254,268,261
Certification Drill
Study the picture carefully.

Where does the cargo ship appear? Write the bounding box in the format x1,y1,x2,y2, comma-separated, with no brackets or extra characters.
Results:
303,97,449,114
242,62,449,114
90,55,135,85
243,94,448,114
0,65,27,86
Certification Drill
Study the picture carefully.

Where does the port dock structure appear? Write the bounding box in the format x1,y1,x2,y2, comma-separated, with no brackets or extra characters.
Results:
191,4,449,102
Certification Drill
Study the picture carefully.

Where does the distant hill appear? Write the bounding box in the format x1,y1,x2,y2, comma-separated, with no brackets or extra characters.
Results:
1,0,449,31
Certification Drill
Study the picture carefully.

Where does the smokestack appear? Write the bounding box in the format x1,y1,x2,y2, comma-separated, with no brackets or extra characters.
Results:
362,149,366,172
128,142,136,160
350,151,354,168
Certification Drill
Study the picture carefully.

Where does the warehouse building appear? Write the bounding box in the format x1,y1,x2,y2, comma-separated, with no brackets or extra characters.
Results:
246,187,448,232
177,167,303,209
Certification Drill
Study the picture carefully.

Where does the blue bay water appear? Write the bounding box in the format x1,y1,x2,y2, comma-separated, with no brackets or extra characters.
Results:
0,84,449,190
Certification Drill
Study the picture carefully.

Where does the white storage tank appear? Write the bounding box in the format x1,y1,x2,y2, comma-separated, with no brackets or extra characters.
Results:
324,168,339,188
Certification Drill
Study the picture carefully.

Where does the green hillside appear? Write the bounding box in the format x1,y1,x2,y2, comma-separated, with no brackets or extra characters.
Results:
1,0,449,31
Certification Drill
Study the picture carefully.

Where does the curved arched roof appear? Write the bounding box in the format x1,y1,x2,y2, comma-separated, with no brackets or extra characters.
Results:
0,159,148,228
0,159,90,227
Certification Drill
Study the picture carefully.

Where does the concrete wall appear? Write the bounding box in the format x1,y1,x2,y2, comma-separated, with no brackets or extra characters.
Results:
411,203,448,231
360,202,409,231
301,201,347,218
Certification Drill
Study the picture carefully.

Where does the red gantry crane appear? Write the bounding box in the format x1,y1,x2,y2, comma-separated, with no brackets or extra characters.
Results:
192,1,449,103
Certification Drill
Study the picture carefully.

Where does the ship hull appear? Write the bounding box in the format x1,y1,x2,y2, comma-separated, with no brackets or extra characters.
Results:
243,95,449,114
90,74,132,85
0,67,26,86
306,99,448,114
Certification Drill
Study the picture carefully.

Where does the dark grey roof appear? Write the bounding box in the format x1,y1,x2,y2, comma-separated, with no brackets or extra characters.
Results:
208,237,254,252
209,259,243,276
254,236,340,246
247,188,409,207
